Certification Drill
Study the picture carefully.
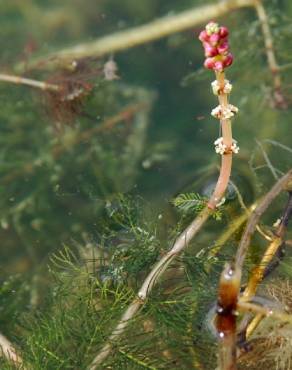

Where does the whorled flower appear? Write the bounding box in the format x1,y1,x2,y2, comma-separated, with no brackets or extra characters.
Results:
214,137,240,155
211,79,232,95
211,104,239,120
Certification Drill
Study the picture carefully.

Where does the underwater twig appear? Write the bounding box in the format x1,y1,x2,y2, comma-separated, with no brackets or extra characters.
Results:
253,0,287,109
235,169,292,270
16,0,254,71
0,333,25,368
88,21,238,369
0,73,59,91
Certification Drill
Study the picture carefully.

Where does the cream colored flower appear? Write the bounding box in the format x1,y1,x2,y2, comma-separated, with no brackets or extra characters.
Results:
211,104,239,119
214,137,226,155
214,137,239,154
211,79,232,95
230,139,240,154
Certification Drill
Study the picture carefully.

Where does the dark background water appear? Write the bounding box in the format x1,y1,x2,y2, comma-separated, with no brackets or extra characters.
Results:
0,0,291,288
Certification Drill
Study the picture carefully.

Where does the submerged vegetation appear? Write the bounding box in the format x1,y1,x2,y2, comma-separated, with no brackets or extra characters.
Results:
1,0,292,369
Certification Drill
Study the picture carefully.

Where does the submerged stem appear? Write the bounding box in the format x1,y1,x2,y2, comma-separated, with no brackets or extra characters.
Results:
0,73,59,91
208,71,234,209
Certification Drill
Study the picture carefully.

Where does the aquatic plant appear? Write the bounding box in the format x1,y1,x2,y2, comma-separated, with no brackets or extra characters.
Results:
0,1,292,369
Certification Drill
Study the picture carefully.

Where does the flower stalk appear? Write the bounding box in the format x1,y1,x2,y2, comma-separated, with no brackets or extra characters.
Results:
198,22,239,209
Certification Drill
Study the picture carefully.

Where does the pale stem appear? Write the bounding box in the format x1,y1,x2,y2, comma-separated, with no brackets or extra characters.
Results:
88,208,212,369
137,207,211,300
15,0,254,72
253,0,287,108
253,0,281,88
0,333,25,368
88,299,141,370
0,73,59,91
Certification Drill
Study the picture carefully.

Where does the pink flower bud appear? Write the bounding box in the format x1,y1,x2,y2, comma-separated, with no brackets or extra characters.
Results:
209,33,220,46
204,57,215,69
199,22,233,71
198,30,209,42
217,41,229,55
214,60,224,72
219,26,229,38
223,53,233,67
203,42,218,57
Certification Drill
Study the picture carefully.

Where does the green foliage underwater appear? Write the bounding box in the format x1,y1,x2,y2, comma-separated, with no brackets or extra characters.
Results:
1,0,292,369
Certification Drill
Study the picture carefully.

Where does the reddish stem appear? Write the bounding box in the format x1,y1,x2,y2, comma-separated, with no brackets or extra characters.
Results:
208,71,233,209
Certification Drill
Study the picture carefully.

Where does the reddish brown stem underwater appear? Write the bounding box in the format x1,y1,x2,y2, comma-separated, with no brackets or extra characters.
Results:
208,71,234,209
